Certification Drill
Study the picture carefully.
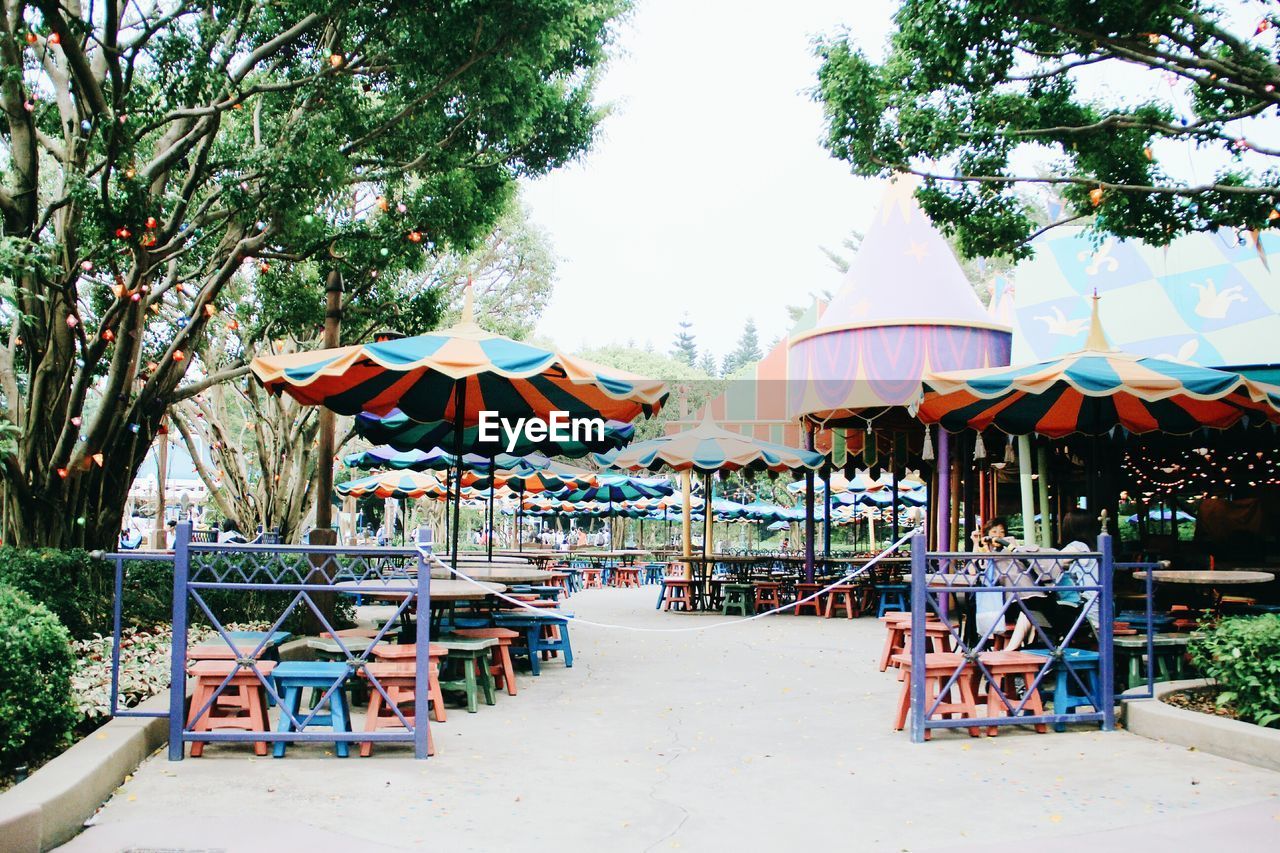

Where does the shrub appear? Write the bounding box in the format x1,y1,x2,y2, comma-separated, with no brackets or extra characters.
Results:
0,547,113,640
1188,614,1280,728
0,585,78,776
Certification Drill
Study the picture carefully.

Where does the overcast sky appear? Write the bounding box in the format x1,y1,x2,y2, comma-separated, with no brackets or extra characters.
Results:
521,1,895,362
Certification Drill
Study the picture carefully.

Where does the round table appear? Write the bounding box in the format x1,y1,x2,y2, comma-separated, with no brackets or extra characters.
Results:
429,566,561,585
335,579,506,641
1130,570,1274,585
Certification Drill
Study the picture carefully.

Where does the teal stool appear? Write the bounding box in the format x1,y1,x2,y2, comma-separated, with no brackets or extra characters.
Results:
876,584,909,617
271,661,352,757
721,583,752,617
1025,648,1101,731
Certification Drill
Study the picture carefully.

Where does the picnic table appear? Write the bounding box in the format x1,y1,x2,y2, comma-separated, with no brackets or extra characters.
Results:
335,578,506,640
1130,568,1275,611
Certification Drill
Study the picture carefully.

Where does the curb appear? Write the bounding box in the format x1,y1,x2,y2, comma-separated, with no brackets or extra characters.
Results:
1122,678,1280,773
0,638,311,852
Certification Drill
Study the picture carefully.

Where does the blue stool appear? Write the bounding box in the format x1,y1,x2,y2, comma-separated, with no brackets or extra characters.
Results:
1024,648,1101,731
270,661,352,757
225,631,292,661
528,585,562,601
876,584,909,617
561,568,582,593
494,612,574,675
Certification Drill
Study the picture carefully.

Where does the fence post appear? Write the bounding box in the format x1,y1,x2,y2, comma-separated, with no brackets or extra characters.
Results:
109,557,125,718
413,529,432,759
909,533,928,744
168,521,192,760
1097,531,1115,732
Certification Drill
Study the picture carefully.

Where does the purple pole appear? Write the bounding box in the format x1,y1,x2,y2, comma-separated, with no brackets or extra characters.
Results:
936,431,950,550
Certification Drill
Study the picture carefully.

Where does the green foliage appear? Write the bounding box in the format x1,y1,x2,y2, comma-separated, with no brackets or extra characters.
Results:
1189,615,1280,728
721,318,763,377
671,313,698,366
1,0,630,548
0,548,117,641
577,344,721,442
0,585,77,776
814,1,1280,258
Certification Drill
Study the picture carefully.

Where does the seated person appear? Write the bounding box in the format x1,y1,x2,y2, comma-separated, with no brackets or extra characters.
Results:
1006,510,1100,650
218,518,248,544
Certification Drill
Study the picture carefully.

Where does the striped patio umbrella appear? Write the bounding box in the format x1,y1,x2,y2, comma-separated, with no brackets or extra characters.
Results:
336,471,450,500
251,288,666,432
252,285,666,565
917,298,1280,438
547,474,674,504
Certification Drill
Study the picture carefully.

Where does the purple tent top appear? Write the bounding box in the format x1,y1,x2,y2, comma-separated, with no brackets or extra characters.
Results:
787,177,1012,421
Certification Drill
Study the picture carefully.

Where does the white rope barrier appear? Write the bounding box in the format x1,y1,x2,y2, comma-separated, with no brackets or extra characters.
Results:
418,527,921,634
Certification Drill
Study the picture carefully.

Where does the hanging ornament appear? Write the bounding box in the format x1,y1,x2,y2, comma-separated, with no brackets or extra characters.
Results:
1256,20,1271,36
116,226,132,239
204,304,217,317
407,230,422,243
921,424,935,462
973,432,987,461
80,260,93,272
329,53,344,67
379,247,390,257
66,314,78,328
124,166,136,179
227,319,240,331
396,202,407,214
259,262,270,273
1089,187,1104,207
145,216,158,229
176,317,188,328
1004,435,1016,465
92,452,104,467
48,32,60,45
376,196,389,212
131,292,141,302
1143,146,1153,160
71,416,82,427
172,350,185,361
25,32,37,44
79,119,91,133
57,467,69,479
128,423,140,434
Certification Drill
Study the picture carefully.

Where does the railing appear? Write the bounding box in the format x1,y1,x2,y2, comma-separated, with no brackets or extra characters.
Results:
1115,560,1163,700
908,532,1116,742
165,521,432,759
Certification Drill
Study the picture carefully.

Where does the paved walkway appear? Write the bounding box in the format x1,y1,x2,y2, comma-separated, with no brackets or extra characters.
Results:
66,588,1279,852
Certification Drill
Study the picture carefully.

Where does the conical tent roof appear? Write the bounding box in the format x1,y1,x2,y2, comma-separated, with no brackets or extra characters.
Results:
787,177,1011,421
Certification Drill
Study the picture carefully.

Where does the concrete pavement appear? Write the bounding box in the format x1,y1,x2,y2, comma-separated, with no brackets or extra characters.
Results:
64,588,1280,852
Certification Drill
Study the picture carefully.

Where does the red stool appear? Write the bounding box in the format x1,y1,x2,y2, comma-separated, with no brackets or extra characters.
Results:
369,643,447,722
360,662,436,757
582,568,603,589
754,582,782,613
824,585,857,619
878,615,950,672
661,580,693,611
793,583,825,616
186,660,277,756
890,652,980,739
452,627,520,696
615,567,640,588
973,651,1048,736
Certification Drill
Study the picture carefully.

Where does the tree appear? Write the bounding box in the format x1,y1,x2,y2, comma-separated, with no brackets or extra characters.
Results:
814,1,1280,259
721,317,762,377
0,0,627,548
169,194,552,543
697,350,718,378
819,230,864,274
671,312,697,366
575,344,720,442
427,197,557,340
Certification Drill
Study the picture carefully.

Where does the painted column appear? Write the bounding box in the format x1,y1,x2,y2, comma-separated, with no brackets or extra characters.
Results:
1017,435,1036,546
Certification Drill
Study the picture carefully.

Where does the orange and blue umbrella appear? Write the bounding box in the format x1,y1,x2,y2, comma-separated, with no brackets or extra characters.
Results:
598,412,824,474
251,289,667,429
918,300,1280,438
336,471,450,500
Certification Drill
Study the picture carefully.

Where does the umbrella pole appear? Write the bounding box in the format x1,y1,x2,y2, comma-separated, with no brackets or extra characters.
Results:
681,470,693,581
1017,435,1036,546
803,470,815,583
487,455,495,560
1037,444,1052,547
517,488,524,552
823,466,832,560
891,439,900,545
450,380,466,572
936,430,951,550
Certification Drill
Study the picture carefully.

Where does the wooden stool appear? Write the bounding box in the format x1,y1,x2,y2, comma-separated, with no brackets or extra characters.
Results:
582,567,603,589
270,661,353,757
753,582,782,613
793,583,824,616
890,652,980,739
824,585,857,619
973,651,1048,736
369,643,448,722
721,583,753,617
878,615,948,672
452,627,520,696
660,580,693,611
615,567,640,588
436,637,498,713
186,660,276,757
360,662,435,757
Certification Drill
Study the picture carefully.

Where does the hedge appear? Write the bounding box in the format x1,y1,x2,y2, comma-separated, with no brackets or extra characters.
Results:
1188,614,1280,728
0,584,78,777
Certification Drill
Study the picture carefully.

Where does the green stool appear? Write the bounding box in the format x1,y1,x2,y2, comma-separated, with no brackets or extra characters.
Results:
722,583,753,617
1114,633,1191,688
436,636,498,713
